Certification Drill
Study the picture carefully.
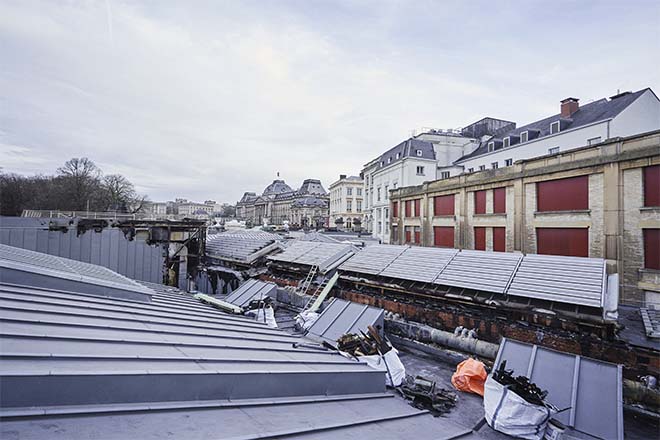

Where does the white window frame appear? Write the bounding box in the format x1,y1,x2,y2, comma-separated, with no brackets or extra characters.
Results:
520,131,528,143
503,137,510,148
396,152,400,159
487,141,495,152
587,136,601,146
548,147,560,155
416,166,425,175
468,168,474,173
479,165,486,171
550,121,560,134
440,171,450,179
387,157,391,163
416,149,422,156
492,162,498,169
505,158,513,166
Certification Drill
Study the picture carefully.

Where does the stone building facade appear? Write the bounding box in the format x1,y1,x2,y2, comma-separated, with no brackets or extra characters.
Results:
328,174,364,231
235,178,329,228
389,130,660,306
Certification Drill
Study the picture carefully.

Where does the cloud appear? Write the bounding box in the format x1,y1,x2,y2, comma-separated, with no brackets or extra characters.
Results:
0,0,658,202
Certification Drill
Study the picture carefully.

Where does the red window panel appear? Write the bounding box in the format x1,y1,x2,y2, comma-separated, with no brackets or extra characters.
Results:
434,195,455,216
414,227,421,245
474,190,486,214
644,165,660,207
493,187,506,214
392,201,399,218
493,227,506,252
474,227,486,250
536,228,589,257
405,200,412,217
537,175,588,212
405,227,412,244
434,226,454,247
644,229,660,270
414,199,421,217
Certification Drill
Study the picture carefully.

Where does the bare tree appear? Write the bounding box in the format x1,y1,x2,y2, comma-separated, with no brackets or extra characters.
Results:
57,157,103,210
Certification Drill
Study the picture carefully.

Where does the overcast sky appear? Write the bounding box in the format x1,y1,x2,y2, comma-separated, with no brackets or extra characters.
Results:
1,0,658,203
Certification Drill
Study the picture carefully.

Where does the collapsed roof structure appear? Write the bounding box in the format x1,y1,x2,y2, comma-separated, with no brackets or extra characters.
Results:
0,244,480,439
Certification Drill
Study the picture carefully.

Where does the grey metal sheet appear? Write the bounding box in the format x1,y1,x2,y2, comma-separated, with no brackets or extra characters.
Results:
0,244,154,302
206,230,282,262
494,338,623,440
339,245,409,275
434,250,522,294
224,279,277,308
268,240,356,271
380,247,458,283
307,298,385,344
0,217,164,284
507,254,605,307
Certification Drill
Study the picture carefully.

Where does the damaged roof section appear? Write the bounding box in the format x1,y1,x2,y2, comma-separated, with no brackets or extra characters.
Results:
224,278,277,308
339,245,609,311
306,298,385,344
269,240,358,273
206,230,283,265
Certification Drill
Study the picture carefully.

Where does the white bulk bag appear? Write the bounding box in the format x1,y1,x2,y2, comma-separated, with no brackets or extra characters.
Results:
359,348,406,387
484,376,556,440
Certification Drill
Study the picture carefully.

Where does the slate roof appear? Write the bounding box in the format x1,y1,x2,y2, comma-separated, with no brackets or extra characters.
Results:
291,197,328,208
262,179,294,196
298,179,328,196
456,88,650,162
375,138,436,171
206,230,283,263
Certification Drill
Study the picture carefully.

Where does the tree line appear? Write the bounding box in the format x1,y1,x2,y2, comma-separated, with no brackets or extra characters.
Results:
0,157,149,216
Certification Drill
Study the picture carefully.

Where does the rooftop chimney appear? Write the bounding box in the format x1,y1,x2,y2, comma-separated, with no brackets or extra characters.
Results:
560,97,579,118
340,174,347,180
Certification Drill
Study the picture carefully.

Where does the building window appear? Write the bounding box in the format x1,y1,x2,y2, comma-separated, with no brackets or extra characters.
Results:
493,187,506,213
487,142,495,152
414,226,421,245
357,200,362,212
377,187,381,201
492,162,498,169
505,158,513,166
434,226,454,248
381,161,384,167
396,152,400,159
468,168,474,173
434,194,454,216
587,137,601,146
537,176,588,212
474,227,486,250
440,171,450,179
493,227,506,252
503,137,510,148
416,149,422,156
392,225,398,243
405,226,413,244
537,228,589,257
548,147,560,155
479,165,486,171
393,182,398,189
384,185,389,200
474,190,487,214
392,201,398,218
414,199,421,217
416,166,425,175
644,229,660,270
347,200,352,212
405,200,412,217
378,221,382,233
388,157,391,163
550,121,560,134
520,131,528,143
644,165,660,207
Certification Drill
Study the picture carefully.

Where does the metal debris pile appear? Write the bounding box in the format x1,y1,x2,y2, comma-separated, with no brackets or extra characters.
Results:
492,360,548,406
398,375,457,416
336,325,390,356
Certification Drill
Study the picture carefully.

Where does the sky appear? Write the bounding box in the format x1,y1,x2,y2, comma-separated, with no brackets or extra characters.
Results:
1,0,659,203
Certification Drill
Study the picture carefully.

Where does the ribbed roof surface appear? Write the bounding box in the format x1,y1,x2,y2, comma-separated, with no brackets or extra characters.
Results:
206,230,283,263
224,278,277,308
306,298,385,344
339,245,607,308
268,240,357,272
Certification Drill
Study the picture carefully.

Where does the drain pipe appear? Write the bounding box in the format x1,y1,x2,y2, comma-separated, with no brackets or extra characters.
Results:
385,317,499,359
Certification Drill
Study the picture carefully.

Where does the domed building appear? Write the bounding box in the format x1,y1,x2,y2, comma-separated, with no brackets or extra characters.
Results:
235,177,329,228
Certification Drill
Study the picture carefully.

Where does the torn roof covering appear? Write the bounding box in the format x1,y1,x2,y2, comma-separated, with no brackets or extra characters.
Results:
268,240,358,273
339,245,608,309
306,298,385,344
0,251,478,440
494,338,623,440
206,230,283,263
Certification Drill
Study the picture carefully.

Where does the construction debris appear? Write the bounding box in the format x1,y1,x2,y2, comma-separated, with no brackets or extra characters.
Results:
398,375,458,417
492,360,548,406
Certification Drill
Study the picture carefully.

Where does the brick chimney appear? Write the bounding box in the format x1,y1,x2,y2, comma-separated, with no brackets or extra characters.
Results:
560,97,579,118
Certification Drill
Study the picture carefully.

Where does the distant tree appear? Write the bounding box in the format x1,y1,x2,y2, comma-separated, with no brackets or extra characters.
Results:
220,204,236,217
57,157,103,210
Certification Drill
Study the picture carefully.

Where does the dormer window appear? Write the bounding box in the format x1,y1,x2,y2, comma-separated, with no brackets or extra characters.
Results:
520,131,528,143
396,152,400,159
416,149,422,157
550,121,560,134
487,142,495,152
380,161,384,167
503,137,510,148
388,157,391,164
